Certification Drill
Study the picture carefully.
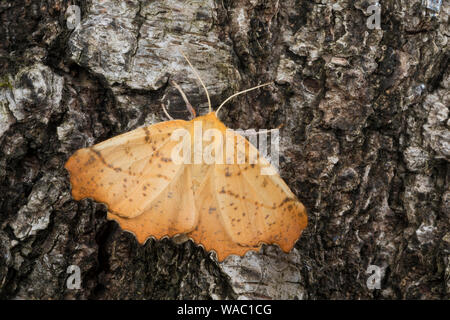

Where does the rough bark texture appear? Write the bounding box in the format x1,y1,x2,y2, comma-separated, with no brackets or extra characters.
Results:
0,0,448,299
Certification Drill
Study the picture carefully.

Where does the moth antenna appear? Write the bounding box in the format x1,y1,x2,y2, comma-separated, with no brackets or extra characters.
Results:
215,82,273,117
170,80,196,119
161,98,174,120
179,50,212,113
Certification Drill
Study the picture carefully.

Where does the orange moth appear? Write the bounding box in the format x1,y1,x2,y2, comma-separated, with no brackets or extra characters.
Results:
65,53,307,261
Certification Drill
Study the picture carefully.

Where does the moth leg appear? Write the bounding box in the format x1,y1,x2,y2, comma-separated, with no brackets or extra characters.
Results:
170,80,196,119
161,96,174,120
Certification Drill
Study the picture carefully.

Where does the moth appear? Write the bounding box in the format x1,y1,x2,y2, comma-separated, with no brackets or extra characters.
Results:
65,53,307,261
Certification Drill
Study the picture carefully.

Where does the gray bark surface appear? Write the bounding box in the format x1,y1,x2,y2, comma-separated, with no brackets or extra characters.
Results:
0,0,448,299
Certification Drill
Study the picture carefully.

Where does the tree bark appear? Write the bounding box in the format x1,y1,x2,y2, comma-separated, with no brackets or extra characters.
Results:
0,0,448,299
